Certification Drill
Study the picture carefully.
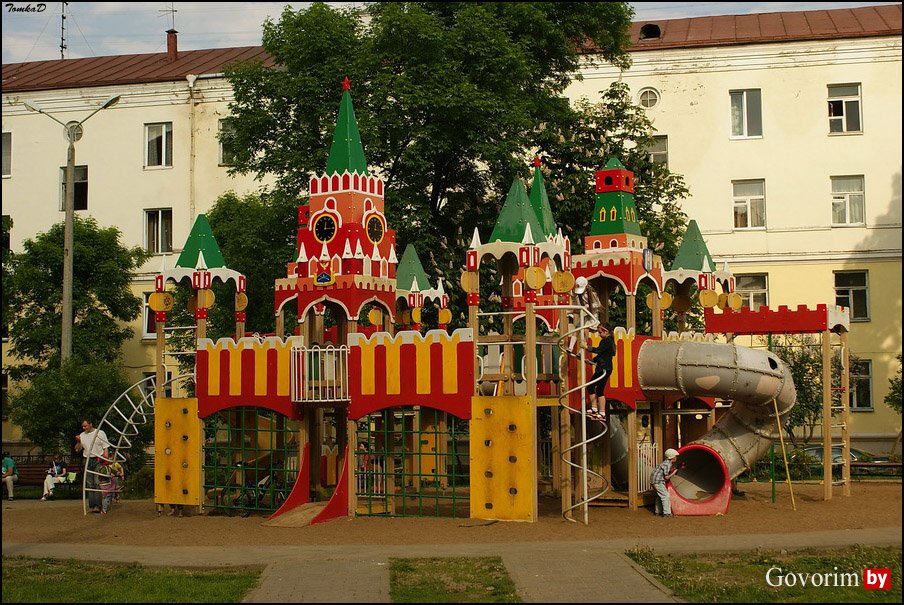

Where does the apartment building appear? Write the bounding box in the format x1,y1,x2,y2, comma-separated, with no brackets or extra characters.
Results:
570,5,902,451
3,6,902,453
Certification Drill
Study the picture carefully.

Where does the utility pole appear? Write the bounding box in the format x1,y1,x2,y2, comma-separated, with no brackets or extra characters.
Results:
23,95,121,363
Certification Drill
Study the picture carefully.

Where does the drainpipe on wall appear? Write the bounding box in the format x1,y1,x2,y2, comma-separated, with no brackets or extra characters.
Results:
186,74,198,223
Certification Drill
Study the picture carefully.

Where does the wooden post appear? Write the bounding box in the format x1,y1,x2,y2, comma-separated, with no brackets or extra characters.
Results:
625,292,636,332
822,329,833,501
502,269,514,396
345,418,356,515
155,314,165,400
651,292,662,338
652,400,664,462
469,272,480,396
841,330,851,497
310,408,322,495
196,288,208,341
627,408,638,510
525,299,539,521
275,308,285,339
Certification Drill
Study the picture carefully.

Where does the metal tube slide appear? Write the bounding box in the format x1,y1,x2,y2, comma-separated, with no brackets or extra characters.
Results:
637,340,796,509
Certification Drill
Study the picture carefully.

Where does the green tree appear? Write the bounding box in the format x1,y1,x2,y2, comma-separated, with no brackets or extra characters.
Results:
886,354,902,455
6,216,150,379
220,3,694,329
767,334,853,447
164,191,299,377
9,359,131,456
2,216,12,341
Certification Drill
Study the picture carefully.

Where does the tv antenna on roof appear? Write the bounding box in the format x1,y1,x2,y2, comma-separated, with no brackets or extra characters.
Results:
60,2,68,60
159,2,178,30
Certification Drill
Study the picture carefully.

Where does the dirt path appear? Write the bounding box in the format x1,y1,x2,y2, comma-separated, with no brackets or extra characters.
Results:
3,481,900,548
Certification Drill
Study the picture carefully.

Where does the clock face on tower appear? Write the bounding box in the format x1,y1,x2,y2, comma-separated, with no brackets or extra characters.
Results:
313,214,337,243
366,215,385,244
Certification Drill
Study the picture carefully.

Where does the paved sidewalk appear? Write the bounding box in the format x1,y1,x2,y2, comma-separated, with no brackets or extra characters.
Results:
5,527,899,603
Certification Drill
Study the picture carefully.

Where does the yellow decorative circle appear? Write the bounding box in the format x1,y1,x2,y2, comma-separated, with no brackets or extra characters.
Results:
524,266,546,290
367,308,383,326
198,289,216,309
728,292,744,310
460,270,479,294
148,292,174,312
438,308,452,324
411,307,422,324
660,291,673,310
698,289,719,308
551,271,575,294
235,292,249,312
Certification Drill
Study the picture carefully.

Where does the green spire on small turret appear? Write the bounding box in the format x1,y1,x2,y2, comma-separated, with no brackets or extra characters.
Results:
529,157,557,238
175,214,226,269
325,77,369,176
396,245,432,292
490,179,545,244
671,220,716,272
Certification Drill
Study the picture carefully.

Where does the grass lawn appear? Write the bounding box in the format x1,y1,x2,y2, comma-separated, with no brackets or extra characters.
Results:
1,557,261,603
627,545,901,603
389,556,521,603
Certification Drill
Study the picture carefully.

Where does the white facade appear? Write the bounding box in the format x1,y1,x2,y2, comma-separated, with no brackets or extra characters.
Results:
570,34,902,450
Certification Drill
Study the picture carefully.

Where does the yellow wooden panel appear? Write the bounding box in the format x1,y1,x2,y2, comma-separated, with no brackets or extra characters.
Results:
441,333,459,394
276,341,290,396
255,343,268,396
360,341,375,395
154,397,202,506
207,344,221,396
416,339,431,395
386,340,400,395
469,396,536,521
620,332,634,388
229,341,242,396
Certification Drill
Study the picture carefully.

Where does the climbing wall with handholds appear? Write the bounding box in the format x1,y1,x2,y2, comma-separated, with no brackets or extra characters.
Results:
469,396,537,521
154,397,203,506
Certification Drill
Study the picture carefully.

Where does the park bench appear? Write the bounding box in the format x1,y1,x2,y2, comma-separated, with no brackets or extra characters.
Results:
850,461,902,477
11,462,81,498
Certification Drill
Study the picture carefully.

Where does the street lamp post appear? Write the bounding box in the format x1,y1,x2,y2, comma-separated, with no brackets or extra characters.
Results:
23,95,120,363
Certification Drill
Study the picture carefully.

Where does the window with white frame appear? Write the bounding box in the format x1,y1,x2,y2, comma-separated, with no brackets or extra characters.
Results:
145,122,173,167
1,216,8,340
145,208,173,254
834,271,869,321
831,175,865,226
2,132,11,177
219,118,237,166
828,83,862,134
850,360,872,410
647,135,668,166
735,274,768,311
730,89,762,138
59,165,88,211
733,179,766,229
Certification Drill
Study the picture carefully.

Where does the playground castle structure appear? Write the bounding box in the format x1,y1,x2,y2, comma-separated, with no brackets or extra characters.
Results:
83,81,853,522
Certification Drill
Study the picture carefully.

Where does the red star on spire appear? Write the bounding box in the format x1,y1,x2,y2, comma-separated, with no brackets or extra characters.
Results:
342,77,351,91
533,156,542,167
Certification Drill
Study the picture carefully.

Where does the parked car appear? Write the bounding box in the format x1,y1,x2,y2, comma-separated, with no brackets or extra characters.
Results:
793,446,892,477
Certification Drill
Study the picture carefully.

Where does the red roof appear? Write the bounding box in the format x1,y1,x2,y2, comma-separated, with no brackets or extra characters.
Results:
627,4,901,52
3,5,900,93
2,45,274,93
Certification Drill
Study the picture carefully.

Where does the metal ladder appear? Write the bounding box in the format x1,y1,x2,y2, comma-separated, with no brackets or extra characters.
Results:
557,304,609,524
80,373,191,515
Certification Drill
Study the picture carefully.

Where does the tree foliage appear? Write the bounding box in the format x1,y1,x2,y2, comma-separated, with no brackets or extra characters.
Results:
9,359,131,456
6,216,150,379
767,334,854,446
886,354,902,415
221,3,700,328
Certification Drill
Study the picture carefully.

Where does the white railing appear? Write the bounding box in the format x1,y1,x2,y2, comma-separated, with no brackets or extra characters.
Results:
356,456,388,496
290,345,350,403
637,441,659,493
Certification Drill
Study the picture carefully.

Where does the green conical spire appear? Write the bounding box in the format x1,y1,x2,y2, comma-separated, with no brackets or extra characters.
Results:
396,245,432,292
175,214,227,269
670,220,715,272
529,157,557,238
325,77,369,176
489,179,545,243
